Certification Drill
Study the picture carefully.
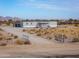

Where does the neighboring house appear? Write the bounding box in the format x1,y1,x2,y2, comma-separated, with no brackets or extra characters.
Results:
13,20,57,28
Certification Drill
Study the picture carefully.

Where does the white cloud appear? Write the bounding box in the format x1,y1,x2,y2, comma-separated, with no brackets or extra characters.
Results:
17,0,71,11
34,3,69,11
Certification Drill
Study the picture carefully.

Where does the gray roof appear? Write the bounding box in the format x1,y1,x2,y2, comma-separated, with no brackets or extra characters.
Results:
22,20,57,22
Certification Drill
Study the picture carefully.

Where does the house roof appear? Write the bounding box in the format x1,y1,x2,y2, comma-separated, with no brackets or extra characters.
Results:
13,20,57,24
22,20,57,22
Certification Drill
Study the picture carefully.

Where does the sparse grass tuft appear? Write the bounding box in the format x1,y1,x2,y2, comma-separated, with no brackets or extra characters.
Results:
14,35,18,39
15,39,31,45
0,36,4,40
24,40,31,45
6,37,12,40
23,29,26,32
15,39,24,45
0,28,3,31
25,27,79,43
72,38,79,42
0,43,7,46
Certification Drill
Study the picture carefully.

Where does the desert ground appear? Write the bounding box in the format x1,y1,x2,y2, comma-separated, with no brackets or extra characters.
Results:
0,26,79,58
22,26,79,43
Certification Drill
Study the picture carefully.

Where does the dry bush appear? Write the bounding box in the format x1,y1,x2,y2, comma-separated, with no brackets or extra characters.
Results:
25,27,79,43
23,29,26,32
55,34,67,43
0,28,3,31
72,38,79,42
11,34,14,37
47,37,52,40
15,39,30,45
14,35,18,39
0,43,7,46
74,24,79,27
0,37,3,41
6,37,12,40
0,33,2,36
24,40,31,45
36,33,41,36
15,39,24,45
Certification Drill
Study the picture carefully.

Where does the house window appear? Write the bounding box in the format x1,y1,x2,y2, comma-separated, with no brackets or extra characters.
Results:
26,23,28,25
31,23,32,25
15,24,21,27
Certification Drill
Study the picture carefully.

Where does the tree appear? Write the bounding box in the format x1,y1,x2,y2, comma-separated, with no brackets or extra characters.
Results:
68,18,74,24
6,19,13,26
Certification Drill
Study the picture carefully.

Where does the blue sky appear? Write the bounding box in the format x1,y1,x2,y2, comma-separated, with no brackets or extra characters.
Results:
0,0,79,19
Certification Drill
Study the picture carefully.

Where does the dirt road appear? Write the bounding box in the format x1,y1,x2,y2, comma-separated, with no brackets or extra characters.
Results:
0,43,79,58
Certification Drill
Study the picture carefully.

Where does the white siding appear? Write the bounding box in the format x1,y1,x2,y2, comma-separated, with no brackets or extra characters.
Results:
22,21,57,28
37,21,57,27
23,22,37,27
49,22,57,27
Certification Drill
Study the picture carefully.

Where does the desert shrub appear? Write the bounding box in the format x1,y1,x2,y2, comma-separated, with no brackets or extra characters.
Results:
23,29,26,32
6,37,12,40
55,34,61,42
24,40,31,45
47,36,52,40
48,37,52,40
36,33,41,36
11,34,14,37
0,37,3,40
54,34,67,43
15,39,24,45
74,24,78,27
0,33,2,36
72,38,79,42
14,35,18,39
0,43,7,46
0,28,3,31
5,21,11,26
15,39,31,45
30,32,34,34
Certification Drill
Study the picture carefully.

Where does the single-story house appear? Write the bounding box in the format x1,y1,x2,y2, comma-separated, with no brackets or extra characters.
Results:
13,20,58,28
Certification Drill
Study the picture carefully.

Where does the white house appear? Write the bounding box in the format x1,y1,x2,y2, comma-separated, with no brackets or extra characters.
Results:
13,20,57,28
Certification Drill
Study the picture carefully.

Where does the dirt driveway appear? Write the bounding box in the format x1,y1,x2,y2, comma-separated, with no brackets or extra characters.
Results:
0,26,54,45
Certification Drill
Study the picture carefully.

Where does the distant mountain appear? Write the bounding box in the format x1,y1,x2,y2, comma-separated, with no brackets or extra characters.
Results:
0,16,6,21
5,16,12,20
0,16,22,21
13,17,22,21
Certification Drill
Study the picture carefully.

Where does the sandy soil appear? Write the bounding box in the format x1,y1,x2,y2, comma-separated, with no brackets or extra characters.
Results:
0,26,54,45
0,26,79,58
0,43,79,58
